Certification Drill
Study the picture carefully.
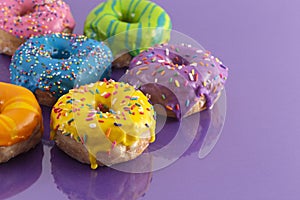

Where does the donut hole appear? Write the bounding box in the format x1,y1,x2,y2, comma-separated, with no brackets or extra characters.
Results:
119,14,139,24
97,103,110,113
170,55,190,66
19,6,35,17
51,48,71,60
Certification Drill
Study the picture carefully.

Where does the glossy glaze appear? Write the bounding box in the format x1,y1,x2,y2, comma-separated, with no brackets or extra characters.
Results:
0,82,43,146
120,44,229,118
84,0,172,55
10,33,113,99
0,0,75,39
50,80,156,168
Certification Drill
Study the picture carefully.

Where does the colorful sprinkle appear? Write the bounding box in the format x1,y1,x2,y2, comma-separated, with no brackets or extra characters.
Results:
175,80,180,87
89,123,97,129
105,128,111,137
185,99,190,107
166,105,173,111
114,122,122,127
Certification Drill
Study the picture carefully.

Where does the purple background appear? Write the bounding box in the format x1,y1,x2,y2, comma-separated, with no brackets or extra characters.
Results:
1,0,300,199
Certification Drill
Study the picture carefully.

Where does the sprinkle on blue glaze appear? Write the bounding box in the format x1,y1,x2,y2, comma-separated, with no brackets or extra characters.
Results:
9,33,113,99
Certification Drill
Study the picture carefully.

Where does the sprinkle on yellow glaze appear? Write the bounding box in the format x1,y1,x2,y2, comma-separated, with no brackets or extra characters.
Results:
50,80,156,168
0,82,43,146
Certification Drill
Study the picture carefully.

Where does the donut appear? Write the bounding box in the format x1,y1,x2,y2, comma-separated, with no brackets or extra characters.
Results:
50,80,156,169
0,82,43,163
84,0,172,67
9,33,113,107
0,0,75,56
120,43,229,119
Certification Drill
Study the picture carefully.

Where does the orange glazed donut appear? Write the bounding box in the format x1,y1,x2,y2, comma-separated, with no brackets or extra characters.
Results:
0,82,43,163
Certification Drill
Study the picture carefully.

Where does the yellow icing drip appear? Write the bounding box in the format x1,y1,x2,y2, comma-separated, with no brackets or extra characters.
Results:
50,80,156,168
89,153,98,170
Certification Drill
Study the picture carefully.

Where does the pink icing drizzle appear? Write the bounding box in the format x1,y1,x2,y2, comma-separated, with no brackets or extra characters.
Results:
0,0,75,39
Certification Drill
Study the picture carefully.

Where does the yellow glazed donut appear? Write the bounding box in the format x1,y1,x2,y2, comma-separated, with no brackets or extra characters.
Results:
0,82,43,163
50,80,156,169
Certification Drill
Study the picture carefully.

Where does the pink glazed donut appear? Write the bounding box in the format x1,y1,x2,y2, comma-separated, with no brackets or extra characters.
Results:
0,0,75,55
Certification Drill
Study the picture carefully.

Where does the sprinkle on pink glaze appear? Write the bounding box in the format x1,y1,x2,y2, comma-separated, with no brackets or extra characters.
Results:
0,0,75,39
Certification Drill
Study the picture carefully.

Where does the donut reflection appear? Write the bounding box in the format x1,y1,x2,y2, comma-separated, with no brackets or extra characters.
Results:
51,146,152,200
147,89,225,159
0,143,43,200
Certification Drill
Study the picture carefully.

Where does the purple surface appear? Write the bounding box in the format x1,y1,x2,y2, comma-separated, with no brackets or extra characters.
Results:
1,0,300,199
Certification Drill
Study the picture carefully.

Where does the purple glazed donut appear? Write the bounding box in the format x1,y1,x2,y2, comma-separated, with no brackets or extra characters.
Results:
120,43,229,119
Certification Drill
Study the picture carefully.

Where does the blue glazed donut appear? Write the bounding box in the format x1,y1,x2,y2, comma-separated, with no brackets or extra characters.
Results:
9,33,113,106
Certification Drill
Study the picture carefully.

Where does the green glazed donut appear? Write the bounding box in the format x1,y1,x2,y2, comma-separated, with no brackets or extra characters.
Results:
84,0,172,57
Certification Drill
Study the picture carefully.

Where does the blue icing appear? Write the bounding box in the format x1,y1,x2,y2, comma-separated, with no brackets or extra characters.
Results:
94,3,105,15
157,12,166,27
136,23,143,48
9,33,113,99
137,2,151,22
110,0,118,15
131,0,143,15
106,20,115,39
125,23,131,50
126,0,136,19
90,13,115,40
148,4,157,27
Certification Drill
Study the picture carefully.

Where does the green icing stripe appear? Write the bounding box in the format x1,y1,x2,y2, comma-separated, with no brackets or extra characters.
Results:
94,3,105,15
148,4,157,27
136,2,152,22
90,13,114,39
111,21,119,36
110,0,118,15
107,21,119,45
106,20,115,39
88,3,105,38
126,0,136,20
84,0,172,55
125,23,131,50
131,0,143,18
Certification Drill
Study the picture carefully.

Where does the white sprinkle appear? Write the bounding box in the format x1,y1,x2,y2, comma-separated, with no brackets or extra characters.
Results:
88,83,94,88
112,98,117,105
165,48,169,56
189,73,194,81
196,49,203,53
154,78,158,83
102,114,108,118
136,61,142,66
101,92,107,96
158,60,165,63
190,62,198,67
178,65,182,70
89,123,97,128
